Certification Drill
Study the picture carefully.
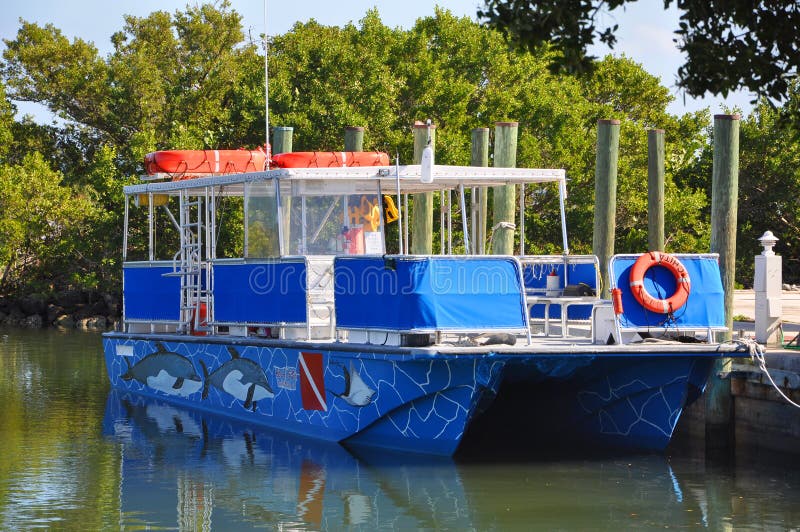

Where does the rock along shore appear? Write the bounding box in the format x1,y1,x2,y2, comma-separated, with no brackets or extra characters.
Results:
0,291,121,331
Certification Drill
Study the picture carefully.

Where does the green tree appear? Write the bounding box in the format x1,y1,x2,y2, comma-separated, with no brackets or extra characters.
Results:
478,0,800,102
0,153,97,293
0,82,14,161
735,92,800,284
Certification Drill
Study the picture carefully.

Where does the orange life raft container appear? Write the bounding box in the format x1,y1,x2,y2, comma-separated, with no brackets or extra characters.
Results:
271,151,390,168
145,148,268,179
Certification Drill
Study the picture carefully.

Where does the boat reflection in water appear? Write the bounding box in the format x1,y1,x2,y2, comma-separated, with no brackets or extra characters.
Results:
103,389,756,529
102,389,469,530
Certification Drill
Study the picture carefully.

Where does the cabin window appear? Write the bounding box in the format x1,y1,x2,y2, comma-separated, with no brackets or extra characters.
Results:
245,180,280,258
279,179,386,256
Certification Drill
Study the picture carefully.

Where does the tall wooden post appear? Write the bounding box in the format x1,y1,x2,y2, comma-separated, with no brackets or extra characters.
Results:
273,126,293,254
711,114,740,338
705,114,740,448
471,128,489,254
647,128,665,252
592,119,620,299
411,123,435,254
344,126,364,152
492,121,518,255
272,126,293,155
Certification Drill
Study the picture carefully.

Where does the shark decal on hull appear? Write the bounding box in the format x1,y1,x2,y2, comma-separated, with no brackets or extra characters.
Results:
200,346,274,411
331,363,375,407
121,342,202,397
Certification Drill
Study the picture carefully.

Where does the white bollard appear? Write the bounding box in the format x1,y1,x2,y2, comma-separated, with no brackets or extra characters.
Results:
755,230,782,346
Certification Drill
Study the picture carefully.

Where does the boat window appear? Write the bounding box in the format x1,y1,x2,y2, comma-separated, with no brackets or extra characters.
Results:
245,180,280,258
213,194,244,258
124,193,181,262
280,180,385,256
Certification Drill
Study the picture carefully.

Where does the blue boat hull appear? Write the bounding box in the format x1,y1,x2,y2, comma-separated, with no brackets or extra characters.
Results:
103,333,727,455
463,355,714,452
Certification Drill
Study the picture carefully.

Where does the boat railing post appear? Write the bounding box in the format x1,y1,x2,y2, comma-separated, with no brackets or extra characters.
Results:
559,177,569,256
459,183,469,254
403,194,409,254
275,179,285,256
559,176,571,287
243,182,250,258
395,154,403,255
519,181,525,256
148,194,155,262
446,188,453,254
440,187,446,254
123,195,129,262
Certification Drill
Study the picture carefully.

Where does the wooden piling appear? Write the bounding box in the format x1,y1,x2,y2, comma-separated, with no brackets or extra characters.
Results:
705,114,740,447
647,129,665,252
411,123,435,254
272,126,293,155
344,126,364,152
491,122,518,255
471,128,489,254
592,119,620,299
710,114,740,338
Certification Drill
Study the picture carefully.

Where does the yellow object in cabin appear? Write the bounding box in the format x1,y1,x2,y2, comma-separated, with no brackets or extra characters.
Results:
383,195,399,223
363,203,382,232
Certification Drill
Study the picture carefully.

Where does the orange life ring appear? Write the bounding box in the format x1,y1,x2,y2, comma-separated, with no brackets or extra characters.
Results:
629,252,691,314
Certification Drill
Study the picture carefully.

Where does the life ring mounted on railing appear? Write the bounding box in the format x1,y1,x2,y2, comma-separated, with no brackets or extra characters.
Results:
629,252,691,314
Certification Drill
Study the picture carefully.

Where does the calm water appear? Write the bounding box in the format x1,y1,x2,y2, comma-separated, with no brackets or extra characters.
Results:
2,327,799,530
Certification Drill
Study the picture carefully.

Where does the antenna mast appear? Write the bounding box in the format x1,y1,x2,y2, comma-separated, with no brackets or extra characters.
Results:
264,0,270,167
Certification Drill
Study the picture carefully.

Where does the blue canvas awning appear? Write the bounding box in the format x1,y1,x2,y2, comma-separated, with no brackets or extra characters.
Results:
334,256,528,332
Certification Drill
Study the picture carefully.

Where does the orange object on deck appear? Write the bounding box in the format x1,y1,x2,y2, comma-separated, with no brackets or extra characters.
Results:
145,147,268,179
271,151,390,168
190,302,208,337
611,288,624,315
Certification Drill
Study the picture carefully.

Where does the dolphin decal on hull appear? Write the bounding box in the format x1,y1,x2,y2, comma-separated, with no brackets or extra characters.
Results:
200,346,274,411
331,363,375,407
121,342,202,397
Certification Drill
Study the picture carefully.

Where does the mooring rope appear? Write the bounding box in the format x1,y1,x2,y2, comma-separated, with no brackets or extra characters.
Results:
736,338,800,410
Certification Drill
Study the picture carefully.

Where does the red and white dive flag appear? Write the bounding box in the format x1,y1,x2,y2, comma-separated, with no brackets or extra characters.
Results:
298,352,327,411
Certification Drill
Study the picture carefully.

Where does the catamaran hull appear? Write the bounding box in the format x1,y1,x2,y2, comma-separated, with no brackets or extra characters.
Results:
103,333,728,455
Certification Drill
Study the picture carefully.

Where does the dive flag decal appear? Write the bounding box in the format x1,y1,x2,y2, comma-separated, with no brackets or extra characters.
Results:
298,352,327,411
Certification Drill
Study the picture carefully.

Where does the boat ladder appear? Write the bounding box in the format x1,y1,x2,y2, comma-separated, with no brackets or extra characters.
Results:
171,190,210,334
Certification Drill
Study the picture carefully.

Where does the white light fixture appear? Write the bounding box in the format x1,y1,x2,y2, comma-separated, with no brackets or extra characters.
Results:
420,144,434,184
420,119,434,183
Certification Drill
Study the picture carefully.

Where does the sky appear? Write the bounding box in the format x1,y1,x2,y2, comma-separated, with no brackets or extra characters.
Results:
1,0,754,123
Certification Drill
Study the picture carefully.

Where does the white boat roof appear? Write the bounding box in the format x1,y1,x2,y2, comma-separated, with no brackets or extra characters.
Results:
123,164,566,196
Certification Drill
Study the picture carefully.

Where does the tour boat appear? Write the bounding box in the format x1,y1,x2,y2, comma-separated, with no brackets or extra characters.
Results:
102,153,754,456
